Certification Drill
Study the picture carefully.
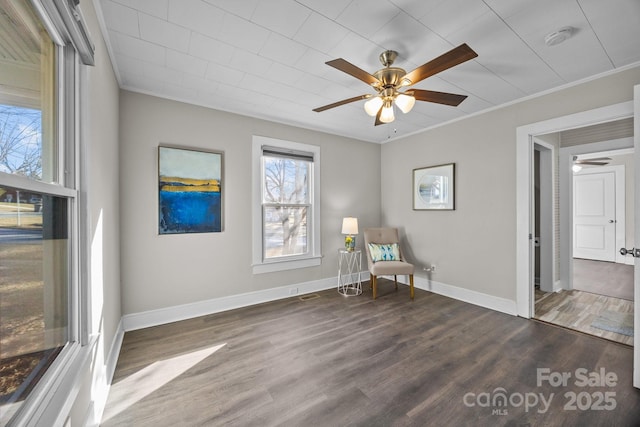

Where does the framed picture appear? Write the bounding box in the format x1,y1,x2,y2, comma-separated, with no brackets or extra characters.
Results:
158,145,223,234
413,163,455,210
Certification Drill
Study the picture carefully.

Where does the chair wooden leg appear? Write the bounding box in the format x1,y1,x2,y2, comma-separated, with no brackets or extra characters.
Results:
372,275,377,299
409,274,414,300
369,273,373,289
394,275,398,290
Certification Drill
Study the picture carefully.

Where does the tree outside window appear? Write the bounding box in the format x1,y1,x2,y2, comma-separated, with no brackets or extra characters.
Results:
262,156,310,259
0,106,43,180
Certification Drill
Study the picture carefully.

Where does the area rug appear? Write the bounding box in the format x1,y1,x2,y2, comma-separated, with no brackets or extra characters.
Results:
591,310,634,337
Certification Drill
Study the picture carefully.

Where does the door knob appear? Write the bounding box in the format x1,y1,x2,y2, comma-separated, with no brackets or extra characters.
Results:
620,247,640,257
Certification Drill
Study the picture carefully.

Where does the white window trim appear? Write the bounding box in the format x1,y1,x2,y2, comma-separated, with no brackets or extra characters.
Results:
0,1,91,425
252,135,321,274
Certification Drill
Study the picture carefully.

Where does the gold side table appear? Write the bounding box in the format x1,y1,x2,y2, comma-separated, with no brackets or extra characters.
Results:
338,249,362,296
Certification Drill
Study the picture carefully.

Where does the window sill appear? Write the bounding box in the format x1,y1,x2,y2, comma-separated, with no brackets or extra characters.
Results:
12,336,97,426
252,256,322,274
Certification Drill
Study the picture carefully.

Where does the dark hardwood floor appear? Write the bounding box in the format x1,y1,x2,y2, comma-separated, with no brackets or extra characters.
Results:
102,280,640,426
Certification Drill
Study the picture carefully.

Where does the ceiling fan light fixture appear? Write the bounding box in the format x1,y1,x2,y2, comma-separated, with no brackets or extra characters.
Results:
395,93,415,114
380,103,395,123
312,44,478,126
364,96,383,116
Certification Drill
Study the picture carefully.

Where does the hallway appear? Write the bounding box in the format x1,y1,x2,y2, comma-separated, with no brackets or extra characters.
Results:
573,258,633,301
534,259,634,345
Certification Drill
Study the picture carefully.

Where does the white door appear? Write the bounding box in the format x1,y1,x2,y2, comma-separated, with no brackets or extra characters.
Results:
573,171,616,261
633,85,639,388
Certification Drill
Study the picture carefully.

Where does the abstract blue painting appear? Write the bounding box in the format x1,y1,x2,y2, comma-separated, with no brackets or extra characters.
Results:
158,146,223,234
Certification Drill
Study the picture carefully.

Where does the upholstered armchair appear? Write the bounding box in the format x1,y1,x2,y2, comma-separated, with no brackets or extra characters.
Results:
363,227,414,300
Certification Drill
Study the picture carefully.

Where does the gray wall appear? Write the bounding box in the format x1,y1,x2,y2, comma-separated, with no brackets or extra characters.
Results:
560,118,634,147
381,66,640,301
84,0,121,360
118,92,381,315
70,0,122,424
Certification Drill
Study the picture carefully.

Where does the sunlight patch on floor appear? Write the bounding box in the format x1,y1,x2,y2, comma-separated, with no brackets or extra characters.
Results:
102,343,226,422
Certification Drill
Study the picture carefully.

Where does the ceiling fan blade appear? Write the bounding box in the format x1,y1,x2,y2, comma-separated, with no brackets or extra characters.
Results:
577,161,610,166
403,43,478,86
410,89,468,106
313,95,368,112
581,157,612,162
326,58,381,87
374,107,383,126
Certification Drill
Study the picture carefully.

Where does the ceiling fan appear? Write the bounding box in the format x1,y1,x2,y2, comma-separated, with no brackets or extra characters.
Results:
573,156,611,166
312,43,478,126
572,155,611,172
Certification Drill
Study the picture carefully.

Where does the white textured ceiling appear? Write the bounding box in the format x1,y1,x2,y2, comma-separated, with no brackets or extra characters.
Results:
95,0,640,143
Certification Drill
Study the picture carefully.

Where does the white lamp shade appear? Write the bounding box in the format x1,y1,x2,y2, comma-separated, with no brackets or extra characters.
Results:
341,217,358,235
379,105,395,123
364,96,383,116
395,93,415,114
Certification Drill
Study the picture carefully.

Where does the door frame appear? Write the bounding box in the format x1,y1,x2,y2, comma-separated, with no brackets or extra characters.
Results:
516,100,633,318
633,85,639,389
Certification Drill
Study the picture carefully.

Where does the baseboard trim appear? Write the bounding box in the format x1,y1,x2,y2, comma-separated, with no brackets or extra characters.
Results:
106,319,124,384
122,277,339,331
398,275,518,316
553,280,563,292
84,319,124,427
123,273,518,331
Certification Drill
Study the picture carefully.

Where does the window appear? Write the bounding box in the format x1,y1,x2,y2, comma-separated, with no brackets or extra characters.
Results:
252,136,321,274
0,0,93,424
262,149,311,259
0,191,69,421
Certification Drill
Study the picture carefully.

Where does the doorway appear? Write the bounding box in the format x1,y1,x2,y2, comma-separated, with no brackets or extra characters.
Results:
515,98,639,388
534,146,634,346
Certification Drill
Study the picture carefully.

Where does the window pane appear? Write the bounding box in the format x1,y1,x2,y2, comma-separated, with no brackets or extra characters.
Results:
0,187,68,425
0,0,57,182
263,157,309,204
263,206,307,258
